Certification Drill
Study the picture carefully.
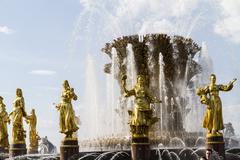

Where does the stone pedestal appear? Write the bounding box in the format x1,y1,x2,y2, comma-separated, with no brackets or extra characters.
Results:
0,147,4,153
131,137,150,160
60,138,79,160
9,143,27,157
206,135,225,159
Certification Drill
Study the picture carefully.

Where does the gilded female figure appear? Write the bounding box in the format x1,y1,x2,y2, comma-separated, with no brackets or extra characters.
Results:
10,88,27,143
121,75,161,137
56,80,79,138
26,109,40,149
0,96,10,150
196,74,236,135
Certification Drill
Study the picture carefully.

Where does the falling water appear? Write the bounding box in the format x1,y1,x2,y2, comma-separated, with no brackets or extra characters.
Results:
126,43,137,111
106,47,120,135
198,42,213,81
159,52,166,132
85,54,99,138
184,43,213,132
183,54,202,132
147,40,157,90
106,74,112,134
126,44,137,91
180,54,192,129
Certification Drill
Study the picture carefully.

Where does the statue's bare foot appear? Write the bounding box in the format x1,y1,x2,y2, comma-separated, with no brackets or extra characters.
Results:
212,130,217,135
216,131,222,136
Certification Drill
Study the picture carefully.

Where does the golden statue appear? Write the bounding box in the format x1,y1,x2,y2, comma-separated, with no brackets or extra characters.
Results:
9,88,27,143
56,80,79,138
0,96,10,150
121,75,161,137
26,109,40,150
196,74,237,136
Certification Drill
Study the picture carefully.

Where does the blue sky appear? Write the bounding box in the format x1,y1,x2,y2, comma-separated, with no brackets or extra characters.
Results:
0,0,240,147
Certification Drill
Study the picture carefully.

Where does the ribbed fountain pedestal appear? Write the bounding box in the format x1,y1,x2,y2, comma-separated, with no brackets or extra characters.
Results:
60,138,79,160
9,143,27,157
131,137,150,160
206,134,225,159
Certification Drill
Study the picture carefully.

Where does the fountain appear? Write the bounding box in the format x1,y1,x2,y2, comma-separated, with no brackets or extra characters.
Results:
102,34,206,141
0,31,239,160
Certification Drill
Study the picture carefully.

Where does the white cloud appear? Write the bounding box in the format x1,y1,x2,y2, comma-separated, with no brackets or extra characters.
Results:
0,25,14,34
214,0,240,43
29,70,56,76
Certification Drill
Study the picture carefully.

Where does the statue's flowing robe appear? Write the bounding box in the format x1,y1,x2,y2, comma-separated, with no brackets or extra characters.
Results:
125,85,156,127
59,89,78,134
11,97,26,143
202,83,233,132
0,104,9,148
28,114,38,147
202,100,213,131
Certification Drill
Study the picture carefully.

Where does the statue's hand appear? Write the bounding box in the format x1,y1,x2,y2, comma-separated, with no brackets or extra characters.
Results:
121,75,127,81
155,98,162,103
232,78,237,84
228,78,237,87
55,105,60,110
53,103,60,110
196,88,202,95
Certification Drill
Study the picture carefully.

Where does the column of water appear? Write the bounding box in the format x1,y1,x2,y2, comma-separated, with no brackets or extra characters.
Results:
159,52,166,133
109,47,119,135
125,43,137,136
85,54,99,138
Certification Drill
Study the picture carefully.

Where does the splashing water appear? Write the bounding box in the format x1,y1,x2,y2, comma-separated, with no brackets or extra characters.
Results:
83,55,100,138
159,52,167,132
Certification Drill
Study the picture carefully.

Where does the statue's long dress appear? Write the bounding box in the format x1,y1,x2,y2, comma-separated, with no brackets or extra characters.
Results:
0,104,9,148
29,114,37,147
202,105,213,131
206,84,233,131
200,94,213,131
12,97,26,143
59,91,78,134
126,85,153,127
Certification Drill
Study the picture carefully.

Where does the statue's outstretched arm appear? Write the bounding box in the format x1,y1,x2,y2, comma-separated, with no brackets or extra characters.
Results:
55,104,60,110
196,86,210,105
121,75,135,97
70,88,78,101
219,78,237,91
196,86,209,95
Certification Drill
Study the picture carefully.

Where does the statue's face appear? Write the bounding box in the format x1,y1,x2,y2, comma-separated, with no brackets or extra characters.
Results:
31,109,35,115
137,77,144,86
63,80,69,89
210,75,216,84
16,89,22,97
